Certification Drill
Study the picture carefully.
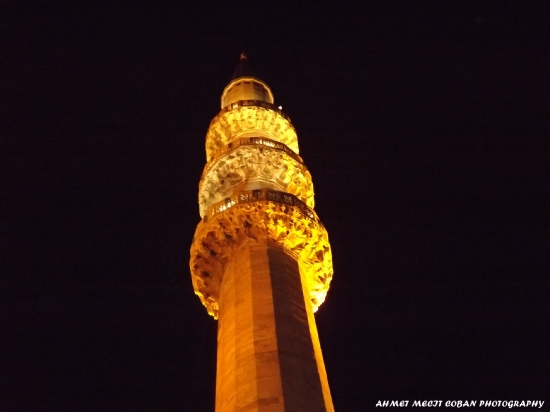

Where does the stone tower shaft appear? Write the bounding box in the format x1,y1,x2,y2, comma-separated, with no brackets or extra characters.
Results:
190,55,334,411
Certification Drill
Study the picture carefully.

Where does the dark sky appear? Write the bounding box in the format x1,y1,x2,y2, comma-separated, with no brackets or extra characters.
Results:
2,3,548,411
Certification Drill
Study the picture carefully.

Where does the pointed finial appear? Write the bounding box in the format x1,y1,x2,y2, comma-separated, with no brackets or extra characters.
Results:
232,52,252,79
222,53,274,108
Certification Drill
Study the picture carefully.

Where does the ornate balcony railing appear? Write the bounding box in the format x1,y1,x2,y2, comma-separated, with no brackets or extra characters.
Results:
227,137,302,162
215,99,292,123
205,100,299,162
206,136,303,171
204,188,317,222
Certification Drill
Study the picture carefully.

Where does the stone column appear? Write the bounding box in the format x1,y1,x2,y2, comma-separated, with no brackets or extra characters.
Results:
215,241,333,412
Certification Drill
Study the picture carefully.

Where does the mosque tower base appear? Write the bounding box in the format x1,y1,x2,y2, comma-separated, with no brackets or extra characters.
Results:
215,240,333,412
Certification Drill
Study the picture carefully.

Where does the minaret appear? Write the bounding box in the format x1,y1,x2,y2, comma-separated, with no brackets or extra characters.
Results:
190,54,335,412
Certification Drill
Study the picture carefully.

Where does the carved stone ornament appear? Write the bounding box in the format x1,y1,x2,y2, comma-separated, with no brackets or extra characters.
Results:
205,105,299,162
198,144,314,217
190,200,333,318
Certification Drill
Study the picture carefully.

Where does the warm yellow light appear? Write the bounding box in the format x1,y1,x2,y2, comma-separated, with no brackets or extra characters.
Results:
198,136,314,217
190,67,335,411
190,195,333,318
205,103,299,162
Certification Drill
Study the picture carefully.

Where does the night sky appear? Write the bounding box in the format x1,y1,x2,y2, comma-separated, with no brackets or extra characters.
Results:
2,3,549,411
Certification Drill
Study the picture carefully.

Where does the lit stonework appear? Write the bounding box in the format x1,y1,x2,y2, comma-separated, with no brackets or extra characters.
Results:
190,55,334,412
198,137,315,218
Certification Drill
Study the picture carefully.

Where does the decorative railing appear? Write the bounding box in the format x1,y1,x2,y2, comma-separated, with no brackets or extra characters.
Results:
208,136,303,167
204,188,317,222
214,99,292,123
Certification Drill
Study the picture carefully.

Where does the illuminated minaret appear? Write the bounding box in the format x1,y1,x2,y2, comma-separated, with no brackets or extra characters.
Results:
190,54,335,412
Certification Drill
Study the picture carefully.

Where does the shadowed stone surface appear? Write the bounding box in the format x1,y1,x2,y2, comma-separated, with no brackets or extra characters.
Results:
215,242,332,412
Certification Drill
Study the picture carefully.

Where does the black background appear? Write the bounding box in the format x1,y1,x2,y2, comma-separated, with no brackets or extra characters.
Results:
2,3,548,411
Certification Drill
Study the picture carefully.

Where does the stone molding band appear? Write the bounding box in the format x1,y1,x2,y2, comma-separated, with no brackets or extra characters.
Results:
204,188,317,222
208,136,304,168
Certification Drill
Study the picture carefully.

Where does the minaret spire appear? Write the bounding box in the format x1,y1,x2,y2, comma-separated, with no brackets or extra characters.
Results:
221,53,273,109
190,58,335,411
232,51,253,79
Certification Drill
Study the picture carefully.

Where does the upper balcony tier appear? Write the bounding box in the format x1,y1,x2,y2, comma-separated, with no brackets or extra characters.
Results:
221,76,274,108
205,100,299,162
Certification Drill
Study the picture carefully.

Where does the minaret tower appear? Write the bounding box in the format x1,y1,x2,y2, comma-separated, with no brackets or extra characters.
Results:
190,54,335,412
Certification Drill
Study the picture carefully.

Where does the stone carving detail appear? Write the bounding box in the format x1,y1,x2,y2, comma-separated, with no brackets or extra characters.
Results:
205,105,299,162
198,145,315,217
190,201,333,318
211,136,303,165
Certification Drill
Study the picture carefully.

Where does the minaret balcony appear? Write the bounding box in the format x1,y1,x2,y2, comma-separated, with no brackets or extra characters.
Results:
205,100,299,162
198,136,314,217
